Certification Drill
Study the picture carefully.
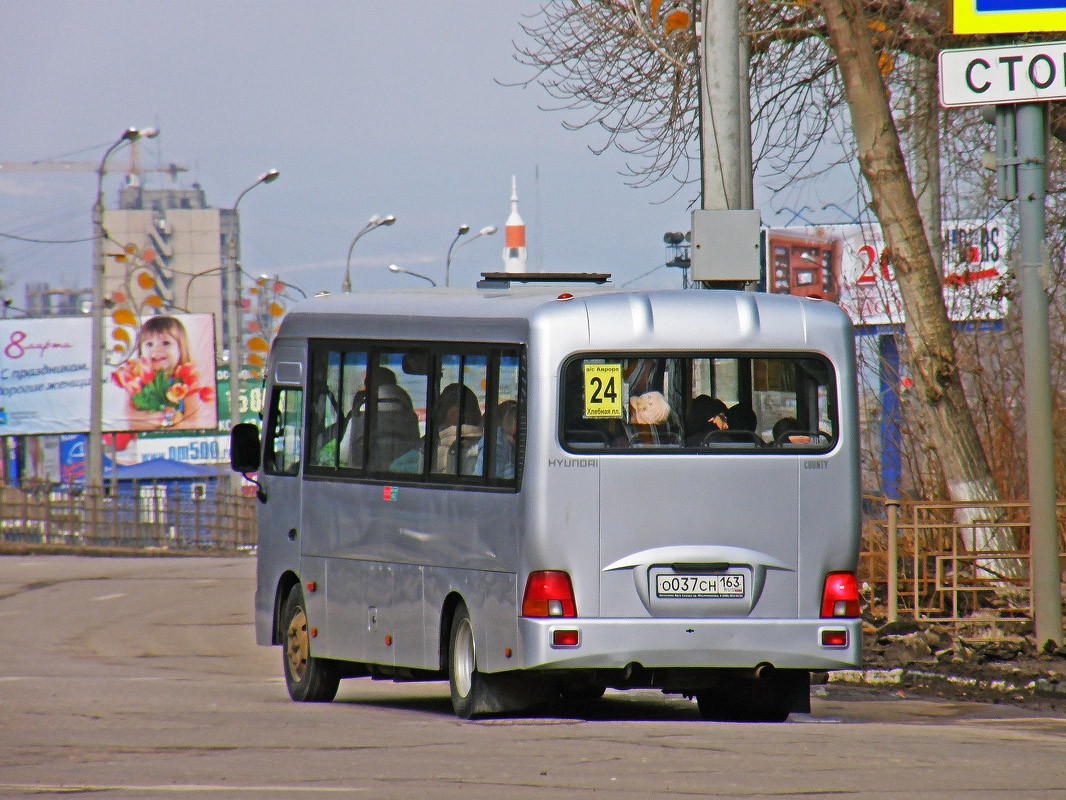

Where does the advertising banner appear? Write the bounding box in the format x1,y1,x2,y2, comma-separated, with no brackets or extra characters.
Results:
767,219,1009,327
135,433,228,465
0,313,217,436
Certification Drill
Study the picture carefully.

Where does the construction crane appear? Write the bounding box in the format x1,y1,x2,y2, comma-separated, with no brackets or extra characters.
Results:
0,144,187,179
0,160,187,178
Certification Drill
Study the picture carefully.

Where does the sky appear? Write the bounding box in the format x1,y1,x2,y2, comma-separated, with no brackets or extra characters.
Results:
0,2,845,303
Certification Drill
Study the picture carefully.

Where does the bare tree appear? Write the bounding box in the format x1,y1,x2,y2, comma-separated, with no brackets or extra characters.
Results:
514,1,700,194
514,2,1064,545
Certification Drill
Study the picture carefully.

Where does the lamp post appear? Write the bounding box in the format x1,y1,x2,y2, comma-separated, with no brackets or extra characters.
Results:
1,299,32,318
226,169,280,439
445,225,497,287
87,126,159,492
388,263,437,287
443,225,469,288
343,214,396,293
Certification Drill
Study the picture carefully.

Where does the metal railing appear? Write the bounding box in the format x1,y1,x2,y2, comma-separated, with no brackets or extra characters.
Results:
0,482,257,551
860,496,1066,629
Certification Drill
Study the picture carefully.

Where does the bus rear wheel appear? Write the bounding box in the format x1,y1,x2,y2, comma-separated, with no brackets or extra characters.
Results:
281,589,339,703
696,670,803,723
448,606,488,719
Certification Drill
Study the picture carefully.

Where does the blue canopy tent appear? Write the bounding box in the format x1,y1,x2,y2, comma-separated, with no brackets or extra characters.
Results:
108,459,227,546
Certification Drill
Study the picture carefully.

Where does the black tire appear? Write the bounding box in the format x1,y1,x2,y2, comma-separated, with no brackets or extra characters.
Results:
697,689,788,722
281,588,340,703
448,605,487,719
557,682,607,704
696,672,797,723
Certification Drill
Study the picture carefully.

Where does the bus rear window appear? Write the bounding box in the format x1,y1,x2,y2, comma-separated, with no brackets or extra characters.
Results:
561,354,837,453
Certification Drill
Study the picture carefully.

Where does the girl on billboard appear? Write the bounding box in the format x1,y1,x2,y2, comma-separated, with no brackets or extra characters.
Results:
111,315,215,431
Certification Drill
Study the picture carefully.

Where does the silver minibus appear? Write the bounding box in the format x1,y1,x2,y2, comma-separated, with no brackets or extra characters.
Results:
231,276,862,720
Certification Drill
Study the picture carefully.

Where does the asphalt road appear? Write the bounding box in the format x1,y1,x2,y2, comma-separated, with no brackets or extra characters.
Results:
1,555,1064,799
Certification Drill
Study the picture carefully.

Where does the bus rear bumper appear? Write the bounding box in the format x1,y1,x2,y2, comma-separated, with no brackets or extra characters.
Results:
516,616,862,672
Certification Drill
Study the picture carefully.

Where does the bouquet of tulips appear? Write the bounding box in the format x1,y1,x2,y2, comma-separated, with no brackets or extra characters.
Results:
111,359,215,421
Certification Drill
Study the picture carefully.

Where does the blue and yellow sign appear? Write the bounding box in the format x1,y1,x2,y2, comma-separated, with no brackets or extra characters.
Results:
954,0,1066,34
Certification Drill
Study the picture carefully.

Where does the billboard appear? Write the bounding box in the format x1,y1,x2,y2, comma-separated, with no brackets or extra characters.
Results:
952,0,1066,35
766,219,1009,326
0,313,217,436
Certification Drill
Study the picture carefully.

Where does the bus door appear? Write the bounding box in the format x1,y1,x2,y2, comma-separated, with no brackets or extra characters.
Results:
256,354,311,643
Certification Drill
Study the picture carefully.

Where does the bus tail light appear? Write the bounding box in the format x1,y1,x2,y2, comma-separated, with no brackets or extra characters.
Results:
821,629,848,647
820,572,860,618
522,571,576,618
552,629,579,647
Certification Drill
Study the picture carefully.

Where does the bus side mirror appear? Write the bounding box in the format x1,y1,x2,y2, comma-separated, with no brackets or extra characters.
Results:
230,423,262,473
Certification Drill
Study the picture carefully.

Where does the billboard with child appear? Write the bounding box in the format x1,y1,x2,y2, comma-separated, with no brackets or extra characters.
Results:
0,313,217,436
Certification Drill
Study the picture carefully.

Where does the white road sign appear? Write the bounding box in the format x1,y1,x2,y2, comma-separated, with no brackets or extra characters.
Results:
939,40,1066,107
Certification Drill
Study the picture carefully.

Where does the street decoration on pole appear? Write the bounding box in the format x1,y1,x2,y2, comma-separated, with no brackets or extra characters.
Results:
87,127,158,492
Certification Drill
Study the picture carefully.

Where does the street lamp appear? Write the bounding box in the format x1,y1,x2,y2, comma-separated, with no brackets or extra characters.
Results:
87,126,159,492
388,263,437,287
445,224,498,287
343,214,396,293
443,225,469,288
227,169,280,440
1,300,32,318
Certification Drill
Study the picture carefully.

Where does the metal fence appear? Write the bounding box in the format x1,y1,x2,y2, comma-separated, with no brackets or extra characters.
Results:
4,484,1063,631
860,496,1066,628
0,483,257,551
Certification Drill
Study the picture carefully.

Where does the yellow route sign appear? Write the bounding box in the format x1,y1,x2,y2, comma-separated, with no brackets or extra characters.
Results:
583,363,623,418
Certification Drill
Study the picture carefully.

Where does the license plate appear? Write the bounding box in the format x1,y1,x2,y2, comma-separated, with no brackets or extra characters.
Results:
655,573,745,599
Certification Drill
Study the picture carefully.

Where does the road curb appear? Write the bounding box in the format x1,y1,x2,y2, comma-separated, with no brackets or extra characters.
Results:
830,666,1066,701
0,542,252,557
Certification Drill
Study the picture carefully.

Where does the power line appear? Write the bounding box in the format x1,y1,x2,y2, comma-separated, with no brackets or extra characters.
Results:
621,263,666,286
0,231,98,244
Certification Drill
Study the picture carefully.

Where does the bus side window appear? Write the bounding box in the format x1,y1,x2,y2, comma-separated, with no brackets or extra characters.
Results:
307,351,339,467
264,388,302,476
431,354,486,478
491,354,520,479
367,352,424,472
336,351,370,469
478,352,520,480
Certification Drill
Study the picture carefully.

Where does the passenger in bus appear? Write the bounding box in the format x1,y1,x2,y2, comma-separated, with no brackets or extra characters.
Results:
684,395,728,445
623,390,682,446
771,416,812,445
706,402,763,445
369,383,420,470
435,383,484,474
475,399,518,479
341,367,419,469
726,403,758,434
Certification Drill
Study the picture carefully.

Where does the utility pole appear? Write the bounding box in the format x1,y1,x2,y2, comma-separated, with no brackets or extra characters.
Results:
1014,103,1063,648
690,0,760,285
698,0,745,211
940,40,1065,645
226,170,280,449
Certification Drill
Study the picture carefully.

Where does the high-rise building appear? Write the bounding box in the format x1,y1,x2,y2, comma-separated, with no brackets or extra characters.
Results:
23,283,92,317
105,178,236,362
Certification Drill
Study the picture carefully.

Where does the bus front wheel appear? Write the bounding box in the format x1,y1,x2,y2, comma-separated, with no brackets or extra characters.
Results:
448,606,487,718
281,588,340,703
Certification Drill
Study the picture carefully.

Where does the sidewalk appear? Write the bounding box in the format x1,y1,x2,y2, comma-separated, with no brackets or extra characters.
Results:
831,618,1066,708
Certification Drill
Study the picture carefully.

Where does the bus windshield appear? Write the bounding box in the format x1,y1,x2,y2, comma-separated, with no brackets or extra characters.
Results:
561,353,836,452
